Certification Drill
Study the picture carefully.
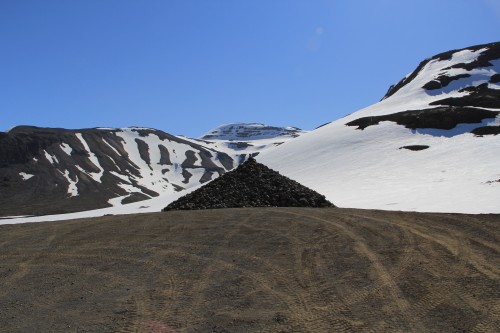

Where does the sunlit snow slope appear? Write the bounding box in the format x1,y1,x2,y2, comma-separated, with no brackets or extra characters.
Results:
259,42,500,213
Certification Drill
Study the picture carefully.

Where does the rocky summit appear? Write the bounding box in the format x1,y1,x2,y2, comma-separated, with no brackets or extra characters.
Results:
163,158,334,211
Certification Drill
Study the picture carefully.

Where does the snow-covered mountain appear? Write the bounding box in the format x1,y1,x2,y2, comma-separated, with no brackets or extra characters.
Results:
259,41,500,214
186,123,307,158
2,41,499,223
200,123,304,141
0,123,303,217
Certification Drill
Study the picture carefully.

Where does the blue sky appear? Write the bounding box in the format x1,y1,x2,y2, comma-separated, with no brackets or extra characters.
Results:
1,0,499,137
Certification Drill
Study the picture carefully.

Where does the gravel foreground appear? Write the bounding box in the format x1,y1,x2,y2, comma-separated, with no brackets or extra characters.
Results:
0,207,499,332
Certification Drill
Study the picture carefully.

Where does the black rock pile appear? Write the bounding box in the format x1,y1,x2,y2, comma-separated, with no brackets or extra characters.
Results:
163,158,334,211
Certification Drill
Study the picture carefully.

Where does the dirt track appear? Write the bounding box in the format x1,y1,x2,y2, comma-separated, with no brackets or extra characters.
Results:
0,207,499,332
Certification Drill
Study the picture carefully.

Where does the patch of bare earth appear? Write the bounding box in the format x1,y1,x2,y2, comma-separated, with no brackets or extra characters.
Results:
0,207,498,332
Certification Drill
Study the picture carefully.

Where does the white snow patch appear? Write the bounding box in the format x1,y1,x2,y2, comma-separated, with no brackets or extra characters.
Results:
59,170,79,197
75,133,105,183
108,194,131,207
105,155,121,171
44,150,59,165
488,83,500,90
19,172,34,180
102,138,121,156
0,215,33,220
109,171,132,183
117,182,148,195
60,143,73,156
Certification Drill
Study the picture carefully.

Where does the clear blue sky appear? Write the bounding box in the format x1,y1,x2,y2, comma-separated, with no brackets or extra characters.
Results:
1,1,499,137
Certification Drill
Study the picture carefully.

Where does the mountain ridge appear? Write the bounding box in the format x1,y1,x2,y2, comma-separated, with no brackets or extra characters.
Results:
0,123,302,216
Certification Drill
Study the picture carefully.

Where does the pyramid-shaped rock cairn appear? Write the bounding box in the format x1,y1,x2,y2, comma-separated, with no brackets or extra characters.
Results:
163,157,334,211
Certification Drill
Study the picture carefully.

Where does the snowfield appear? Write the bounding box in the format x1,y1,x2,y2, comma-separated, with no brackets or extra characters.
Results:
259,44,500,214
258,121,500,214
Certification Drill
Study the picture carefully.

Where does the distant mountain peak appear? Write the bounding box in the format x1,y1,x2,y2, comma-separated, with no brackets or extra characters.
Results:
200,123,305,141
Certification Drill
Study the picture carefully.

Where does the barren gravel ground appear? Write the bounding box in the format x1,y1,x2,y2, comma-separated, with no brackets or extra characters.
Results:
0,207,498,332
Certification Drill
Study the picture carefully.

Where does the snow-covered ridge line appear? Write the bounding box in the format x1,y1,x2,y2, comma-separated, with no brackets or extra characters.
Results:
200,123,306,141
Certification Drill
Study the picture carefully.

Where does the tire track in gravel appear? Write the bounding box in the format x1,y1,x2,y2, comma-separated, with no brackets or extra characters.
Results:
347,212,500,280
181,211,259,331
157,248,297,332
125,261,186,332
229,231,335,331
0,229,63,298
407,214,500,278
277,209,418,302
278,209,426,333
113,211,282,333
340,210,500,328
268,214,387,332
219,212,366,332
1,208,498,333
471,302,500,333
131,211,322,332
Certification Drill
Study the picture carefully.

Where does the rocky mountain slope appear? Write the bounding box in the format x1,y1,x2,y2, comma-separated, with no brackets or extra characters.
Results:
259,41,500,214
0,124,303,216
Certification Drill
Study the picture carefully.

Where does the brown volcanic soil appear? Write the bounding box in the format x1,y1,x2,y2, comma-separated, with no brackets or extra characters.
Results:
0,208,499,333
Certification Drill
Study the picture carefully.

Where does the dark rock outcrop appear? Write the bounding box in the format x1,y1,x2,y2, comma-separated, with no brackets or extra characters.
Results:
429,83,500,109
422,74,471,90
346,107,499,130
471,126,500,136
163,158,334,211
399,145,429,151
